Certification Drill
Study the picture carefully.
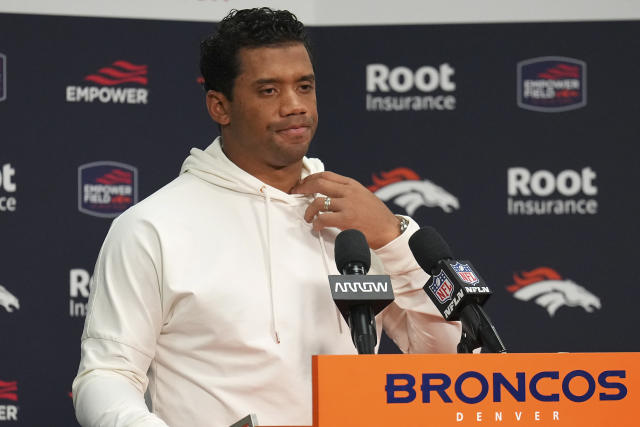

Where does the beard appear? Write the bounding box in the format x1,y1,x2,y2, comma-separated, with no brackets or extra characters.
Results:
265,137,312,169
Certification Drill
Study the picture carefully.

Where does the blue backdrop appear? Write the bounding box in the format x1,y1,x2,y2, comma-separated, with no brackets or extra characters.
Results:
0,13,638,425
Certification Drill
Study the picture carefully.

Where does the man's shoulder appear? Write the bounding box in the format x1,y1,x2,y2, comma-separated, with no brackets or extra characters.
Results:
114,173,207,225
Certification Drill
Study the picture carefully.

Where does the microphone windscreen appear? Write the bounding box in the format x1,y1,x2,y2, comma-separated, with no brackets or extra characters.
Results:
334,229,371,274
408,226,453,273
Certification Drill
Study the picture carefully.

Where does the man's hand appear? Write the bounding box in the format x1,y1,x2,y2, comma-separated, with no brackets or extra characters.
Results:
291,171,401,249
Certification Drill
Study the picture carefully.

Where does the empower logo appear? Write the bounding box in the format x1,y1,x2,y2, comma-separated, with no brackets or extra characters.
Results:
506,267,601,317
78,161,138,218
368,167,459,214
0,381,16,401
0,380,18,421
66,60,149,104
517,56,586,112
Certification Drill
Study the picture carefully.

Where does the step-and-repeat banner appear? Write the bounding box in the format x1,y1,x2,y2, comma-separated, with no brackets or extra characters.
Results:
1,9,638,426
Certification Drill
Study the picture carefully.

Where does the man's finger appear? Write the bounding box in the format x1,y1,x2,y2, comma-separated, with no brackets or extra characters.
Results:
312,211,343,232
300,171,351,185
292,177,348,198
304,196,343,222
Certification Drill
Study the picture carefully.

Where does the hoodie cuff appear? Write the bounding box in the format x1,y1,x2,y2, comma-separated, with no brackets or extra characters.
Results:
373,216,421,275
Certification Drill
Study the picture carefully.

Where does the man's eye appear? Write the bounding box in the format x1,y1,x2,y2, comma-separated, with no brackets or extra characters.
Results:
300,84,314,92
261,88,276,95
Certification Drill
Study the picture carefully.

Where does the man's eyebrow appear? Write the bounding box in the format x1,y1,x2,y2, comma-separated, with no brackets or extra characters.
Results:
253,74,316,85
254,78,279,85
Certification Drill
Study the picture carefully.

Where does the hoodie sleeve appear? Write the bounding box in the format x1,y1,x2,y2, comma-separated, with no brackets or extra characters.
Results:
373,216,461,354
72,212,169,427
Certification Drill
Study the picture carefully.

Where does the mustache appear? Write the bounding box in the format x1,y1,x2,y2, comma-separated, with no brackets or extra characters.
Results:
273,118,315,131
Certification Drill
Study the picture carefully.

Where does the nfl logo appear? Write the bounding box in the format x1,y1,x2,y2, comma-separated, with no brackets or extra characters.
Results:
429,271,454,304
452,262,479,285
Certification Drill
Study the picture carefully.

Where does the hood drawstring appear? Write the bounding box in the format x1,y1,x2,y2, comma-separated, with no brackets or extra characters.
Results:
261,186,281,344
317,229,344,335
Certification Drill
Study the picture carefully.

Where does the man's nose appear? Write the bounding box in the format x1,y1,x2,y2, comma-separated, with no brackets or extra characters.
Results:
279,88,307,116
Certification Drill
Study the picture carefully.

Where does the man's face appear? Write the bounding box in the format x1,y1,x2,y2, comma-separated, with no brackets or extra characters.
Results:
223,42,318,169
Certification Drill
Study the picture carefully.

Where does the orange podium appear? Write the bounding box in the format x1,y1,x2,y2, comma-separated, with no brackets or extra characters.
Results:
268,352,640,427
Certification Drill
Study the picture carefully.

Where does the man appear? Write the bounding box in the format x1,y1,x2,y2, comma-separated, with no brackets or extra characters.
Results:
72,8,460,426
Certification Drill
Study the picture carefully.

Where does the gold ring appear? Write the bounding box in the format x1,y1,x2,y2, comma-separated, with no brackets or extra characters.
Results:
323,196,331,211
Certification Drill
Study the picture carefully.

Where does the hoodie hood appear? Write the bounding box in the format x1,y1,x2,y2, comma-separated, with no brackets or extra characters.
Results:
180,137,325,202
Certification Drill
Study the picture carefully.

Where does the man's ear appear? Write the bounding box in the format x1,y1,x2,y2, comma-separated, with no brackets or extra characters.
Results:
206,90,231,125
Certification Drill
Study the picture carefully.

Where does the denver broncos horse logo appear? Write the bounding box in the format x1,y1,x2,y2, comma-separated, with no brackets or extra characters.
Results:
507,267,601,317
367,167,459,214
0,285,19,313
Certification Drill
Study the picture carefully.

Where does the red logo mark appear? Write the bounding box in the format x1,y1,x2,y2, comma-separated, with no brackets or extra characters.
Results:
84,60,148,86
506,267,562,292
96,169,132,185
459,272,476,283
110,195,132,204
555,89,580,98
367,167,420,192
436,279,454,302
0,380,18,401
537,64,580,80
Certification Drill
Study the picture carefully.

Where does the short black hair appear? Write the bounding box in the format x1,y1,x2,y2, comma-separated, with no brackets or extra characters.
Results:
200,7,312,100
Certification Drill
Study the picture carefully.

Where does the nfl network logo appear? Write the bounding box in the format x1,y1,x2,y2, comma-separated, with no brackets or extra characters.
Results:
0,53,6,102
452,262,479,285
429,270,454,304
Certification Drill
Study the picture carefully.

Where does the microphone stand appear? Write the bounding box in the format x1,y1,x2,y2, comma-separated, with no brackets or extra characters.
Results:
349,304,376,354
344,262,377,355
457,305,507,354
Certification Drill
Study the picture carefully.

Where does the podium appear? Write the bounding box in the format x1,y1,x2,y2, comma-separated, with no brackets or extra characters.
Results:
256,352,639,426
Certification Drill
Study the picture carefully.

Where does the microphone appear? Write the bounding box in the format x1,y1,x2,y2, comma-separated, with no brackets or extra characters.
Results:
329,229,394,354
408,227,507,354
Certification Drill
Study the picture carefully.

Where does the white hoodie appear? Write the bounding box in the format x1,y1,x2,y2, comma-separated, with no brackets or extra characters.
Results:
72,138,461,427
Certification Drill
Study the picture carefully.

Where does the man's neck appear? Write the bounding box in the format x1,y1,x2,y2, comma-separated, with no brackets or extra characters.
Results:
221,139,303,194
252,164,304,194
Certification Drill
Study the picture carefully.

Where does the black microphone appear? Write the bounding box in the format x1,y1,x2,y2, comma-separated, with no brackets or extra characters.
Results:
408,227,507,354
329,229,394,354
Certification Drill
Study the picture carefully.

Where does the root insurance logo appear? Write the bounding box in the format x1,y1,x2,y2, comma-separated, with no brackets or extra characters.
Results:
366,63,456,111
0,163,17,213
66,60,149,104
69,268,91,317
507,166,598,215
